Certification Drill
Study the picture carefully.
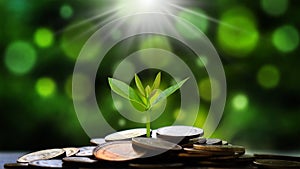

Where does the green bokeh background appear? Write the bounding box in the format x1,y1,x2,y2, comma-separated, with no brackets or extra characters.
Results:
1,0,300,153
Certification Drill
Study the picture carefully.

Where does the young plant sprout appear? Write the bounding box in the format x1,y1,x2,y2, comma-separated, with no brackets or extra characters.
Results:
108,72,189,137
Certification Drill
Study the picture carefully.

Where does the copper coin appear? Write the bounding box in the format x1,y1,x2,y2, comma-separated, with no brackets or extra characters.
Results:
76,146,96,157
63,157,98,163
105,128,148,141
90,138,106,145
17,149,65,163
29,159,63,168
132,137,182,151
63,147,79,157
94,141,145,161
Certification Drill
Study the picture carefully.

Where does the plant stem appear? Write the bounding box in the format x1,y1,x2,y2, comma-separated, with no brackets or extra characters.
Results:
146,112,151,137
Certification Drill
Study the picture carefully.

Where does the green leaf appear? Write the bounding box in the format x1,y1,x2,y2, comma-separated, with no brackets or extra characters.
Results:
108,78,147,109
152,72,161,90
135,74,145,96
151,77,189,106
145,85,151,98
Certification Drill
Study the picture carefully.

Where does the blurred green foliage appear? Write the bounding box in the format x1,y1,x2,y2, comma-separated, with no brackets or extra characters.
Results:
1,0,300,152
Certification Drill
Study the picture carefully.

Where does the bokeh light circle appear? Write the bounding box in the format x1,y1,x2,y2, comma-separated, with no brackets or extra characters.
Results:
232,93,248,110
261,0,288,16
272,25,299,53
34,28,54,48
35,77,57,97
60,4,73,19
217,6,259,57
257,64,281,89
5,41,37,75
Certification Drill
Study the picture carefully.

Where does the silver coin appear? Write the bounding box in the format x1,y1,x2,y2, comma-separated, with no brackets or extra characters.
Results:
63,156,98,163
29,159,63,168
205,138,222,145
76,146,96,157
132,137,182,151
90,138,106,145
62,147,79,157
105,128,148,141
17,149,65,163
157,126,204,138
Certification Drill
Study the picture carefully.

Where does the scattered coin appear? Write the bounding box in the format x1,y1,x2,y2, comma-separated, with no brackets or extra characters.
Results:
193,144,245,155
105,128,148,141
254,153,300,161
222,140,229,145
29,159,63,168
94,141,145,161
254,159,300,168
129,163,184,168
190,137,207,144
183,148,234,156
76,146,96,157
178,153,212,158
4,163,28,168
205,138,222,145
63,157,98,164
63,147,79,157
90,138,106,145
17,149,65,163
132,137,182,151
156,126,204,143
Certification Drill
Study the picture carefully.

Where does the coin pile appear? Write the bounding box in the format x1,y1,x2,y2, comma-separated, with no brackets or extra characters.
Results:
4,125,300,169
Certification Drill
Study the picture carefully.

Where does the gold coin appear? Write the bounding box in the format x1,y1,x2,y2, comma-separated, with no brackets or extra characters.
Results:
17,149,65,163
94,141,145,161
193,144,245,155
62,147,79,157
105,128,148,141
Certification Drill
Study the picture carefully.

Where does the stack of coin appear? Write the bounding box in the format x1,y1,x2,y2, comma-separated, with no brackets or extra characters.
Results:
4,125,300,169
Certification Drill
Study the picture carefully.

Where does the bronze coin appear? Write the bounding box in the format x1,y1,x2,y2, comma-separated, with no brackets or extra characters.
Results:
62,147,79,157
90,138,106,145
29,159,63,168
94,141,145,161
132,137,182,151
17,149,65,163
4,163,28,168
105,128,148,141
76,146,96,157
254,159,300,168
